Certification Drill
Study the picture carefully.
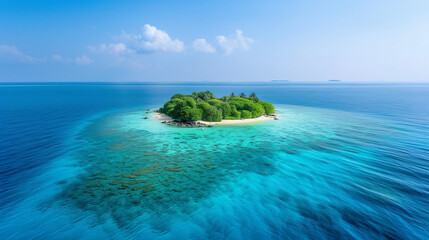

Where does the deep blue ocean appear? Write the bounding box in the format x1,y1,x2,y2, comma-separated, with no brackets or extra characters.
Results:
0,83,428,239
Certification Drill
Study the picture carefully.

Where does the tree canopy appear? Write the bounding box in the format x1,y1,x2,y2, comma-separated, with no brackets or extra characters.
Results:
159,91,275,122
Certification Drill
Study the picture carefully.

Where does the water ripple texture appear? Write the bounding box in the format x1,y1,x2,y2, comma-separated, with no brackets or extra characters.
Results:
0,84,428,239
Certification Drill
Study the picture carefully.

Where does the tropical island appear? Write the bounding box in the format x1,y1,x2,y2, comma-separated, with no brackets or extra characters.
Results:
156,91,277,127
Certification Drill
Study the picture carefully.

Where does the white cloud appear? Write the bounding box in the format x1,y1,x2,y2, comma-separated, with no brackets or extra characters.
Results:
115,24,185,53
95,24,184,56
216,30,253,54
86,25,252,68
52,54,63,61
105,43,128,53
139,24,184,52
52,54,73,63
87,24,185,68
52,54,88,64
75,55,93,65
90,43,133,55
192,38,215,53
0,45,40,63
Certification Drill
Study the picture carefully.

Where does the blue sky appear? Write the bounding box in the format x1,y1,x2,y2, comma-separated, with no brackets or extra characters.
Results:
0,0,428,82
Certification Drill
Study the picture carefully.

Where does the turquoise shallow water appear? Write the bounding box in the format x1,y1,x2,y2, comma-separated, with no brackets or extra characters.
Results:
1,84,428,239
2,103,428,239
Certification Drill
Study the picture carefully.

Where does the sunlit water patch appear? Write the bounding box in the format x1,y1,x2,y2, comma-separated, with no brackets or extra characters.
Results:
2,104,428,239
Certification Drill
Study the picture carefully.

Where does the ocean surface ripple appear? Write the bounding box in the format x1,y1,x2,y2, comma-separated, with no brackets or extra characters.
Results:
0,84,428,239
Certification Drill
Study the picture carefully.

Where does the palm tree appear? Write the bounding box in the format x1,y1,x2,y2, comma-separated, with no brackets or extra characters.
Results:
250,92,256,100
231,92,236,97
239,92,246,98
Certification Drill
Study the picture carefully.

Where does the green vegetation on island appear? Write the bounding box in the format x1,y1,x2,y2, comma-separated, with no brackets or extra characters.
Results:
159,91,275,122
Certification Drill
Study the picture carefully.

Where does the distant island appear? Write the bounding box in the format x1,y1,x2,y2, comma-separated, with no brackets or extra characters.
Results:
329,80,341,82
157,91,277,127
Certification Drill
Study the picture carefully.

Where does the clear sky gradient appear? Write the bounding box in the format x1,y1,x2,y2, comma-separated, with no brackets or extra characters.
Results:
0,0,428,82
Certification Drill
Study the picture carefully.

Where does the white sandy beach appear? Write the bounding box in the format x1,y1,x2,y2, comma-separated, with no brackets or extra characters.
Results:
155,112,275,125
155,112,174,121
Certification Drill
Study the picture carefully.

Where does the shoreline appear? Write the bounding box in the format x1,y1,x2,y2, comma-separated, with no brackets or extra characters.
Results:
155,111,277,126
